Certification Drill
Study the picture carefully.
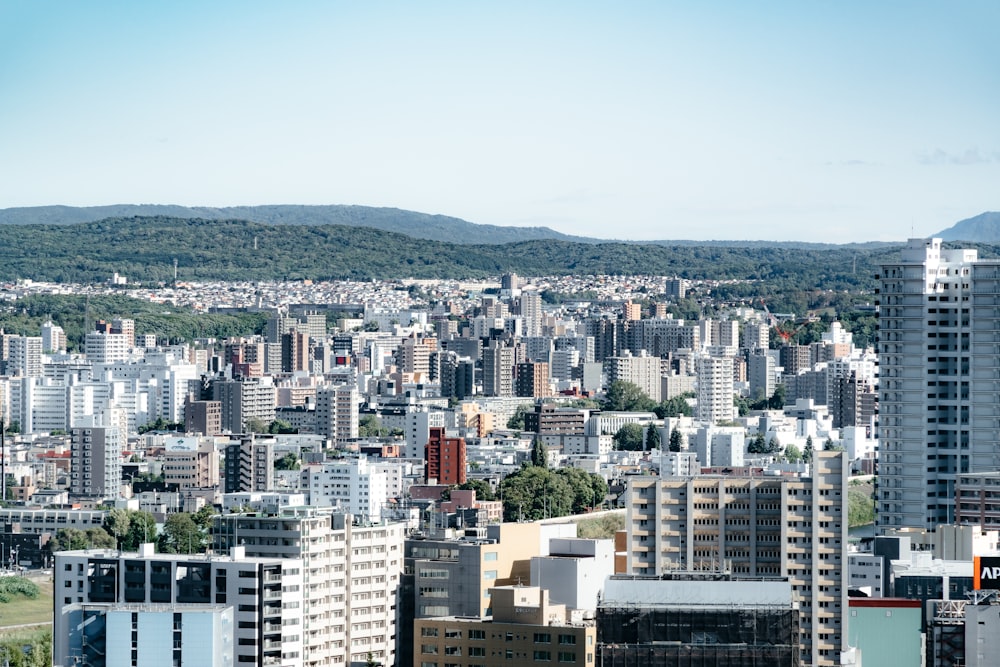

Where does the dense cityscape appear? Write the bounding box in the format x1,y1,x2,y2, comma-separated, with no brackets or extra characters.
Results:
0,236,992,666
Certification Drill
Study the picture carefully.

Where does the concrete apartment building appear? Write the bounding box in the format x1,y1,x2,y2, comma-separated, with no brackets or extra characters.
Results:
604,350,661,402
624,450,848,666
223,437,274,493
413,585,596,667
315,384,359,444
185,399,222,435
212,376,277,433
53,544,304,667
303,455,389,522
877,237,1000,530
70,425,123,499
212,508,404,667
955,471,1000,528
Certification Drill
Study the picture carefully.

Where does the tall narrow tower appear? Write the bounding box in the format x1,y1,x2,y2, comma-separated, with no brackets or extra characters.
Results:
877,237,994,530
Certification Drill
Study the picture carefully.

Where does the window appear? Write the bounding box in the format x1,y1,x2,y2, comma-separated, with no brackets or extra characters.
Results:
558,652,577,663
420,645,438,655
534,633,551,643
558,635,577,645
484,552,498,561
468,629,485,640
533,651,552,661
421,627,439,638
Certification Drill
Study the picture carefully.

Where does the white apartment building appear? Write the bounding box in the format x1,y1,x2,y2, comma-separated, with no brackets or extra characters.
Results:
7,336,43,377
695,347,736,423
212,509,405,667
304,456,388,523
401,407,445,459
624,450,849,666
604,350,662,402
85,331,130,364
54,544,304,667
878,237,1000,529
315,384,359,444
41,321,67,353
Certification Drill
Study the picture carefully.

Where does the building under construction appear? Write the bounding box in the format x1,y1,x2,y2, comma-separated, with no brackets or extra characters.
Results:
598,574,800,667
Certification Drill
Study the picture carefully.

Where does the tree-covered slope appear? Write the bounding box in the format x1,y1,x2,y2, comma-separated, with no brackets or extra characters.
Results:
0,216,905,289
0,204,595,245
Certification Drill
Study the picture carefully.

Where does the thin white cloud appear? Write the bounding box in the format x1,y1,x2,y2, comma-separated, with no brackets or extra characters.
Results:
917,148,997,165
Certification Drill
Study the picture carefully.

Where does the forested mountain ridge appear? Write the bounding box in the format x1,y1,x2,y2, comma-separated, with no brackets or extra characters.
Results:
0,216,901,288
0,204,595,245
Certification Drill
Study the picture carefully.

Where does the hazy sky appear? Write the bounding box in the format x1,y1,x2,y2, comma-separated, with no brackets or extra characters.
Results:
2,2,997,242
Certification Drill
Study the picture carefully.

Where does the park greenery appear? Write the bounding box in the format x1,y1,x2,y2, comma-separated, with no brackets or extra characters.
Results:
0,629,51,667
0,577,39,604
499,443,608,522
48,507,216,555
576,513,626,539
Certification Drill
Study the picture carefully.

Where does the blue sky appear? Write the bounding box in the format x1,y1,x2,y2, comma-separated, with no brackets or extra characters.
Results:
1,1,997,242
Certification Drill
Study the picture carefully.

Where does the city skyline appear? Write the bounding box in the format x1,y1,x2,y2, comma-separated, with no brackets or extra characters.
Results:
2,2,998,243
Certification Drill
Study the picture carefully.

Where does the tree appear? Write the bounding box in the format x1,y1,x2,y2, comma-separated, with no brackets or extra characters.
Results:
105,508,131,548
358,414,388,438
803,436,814,463
768,385,786,410
530,438,548,468
191,504,217,532
507,404,534,431
555,467,608,513
784,443,803,464
49,527,115,552
268,419,296,434
668,429,683,453
766,437,780,453
275,452,301,471
122,511,158,550
602,381,656,412
613,423,645,451
654,394,694,418
734,395,751,417
159,513,206,554
456,479,495,502
499,466,574,522
49,528,90,552
747,433,767,453
246,418,269,434
645,424,661,450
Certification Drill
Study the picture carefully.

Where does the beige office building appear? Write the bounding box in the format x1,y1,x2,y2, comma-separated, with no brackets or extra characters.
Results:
624,450,848,666
414,585,595,667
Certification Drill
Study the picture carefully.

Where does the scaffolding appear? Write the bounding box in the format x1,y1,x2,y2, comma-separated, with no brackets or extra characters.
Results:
598,604,799,667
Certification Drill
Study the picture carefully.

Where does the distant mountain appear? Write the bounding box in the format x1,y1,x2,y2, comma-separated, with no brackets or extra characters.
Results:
0,204,598,245
936,212,1000,242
